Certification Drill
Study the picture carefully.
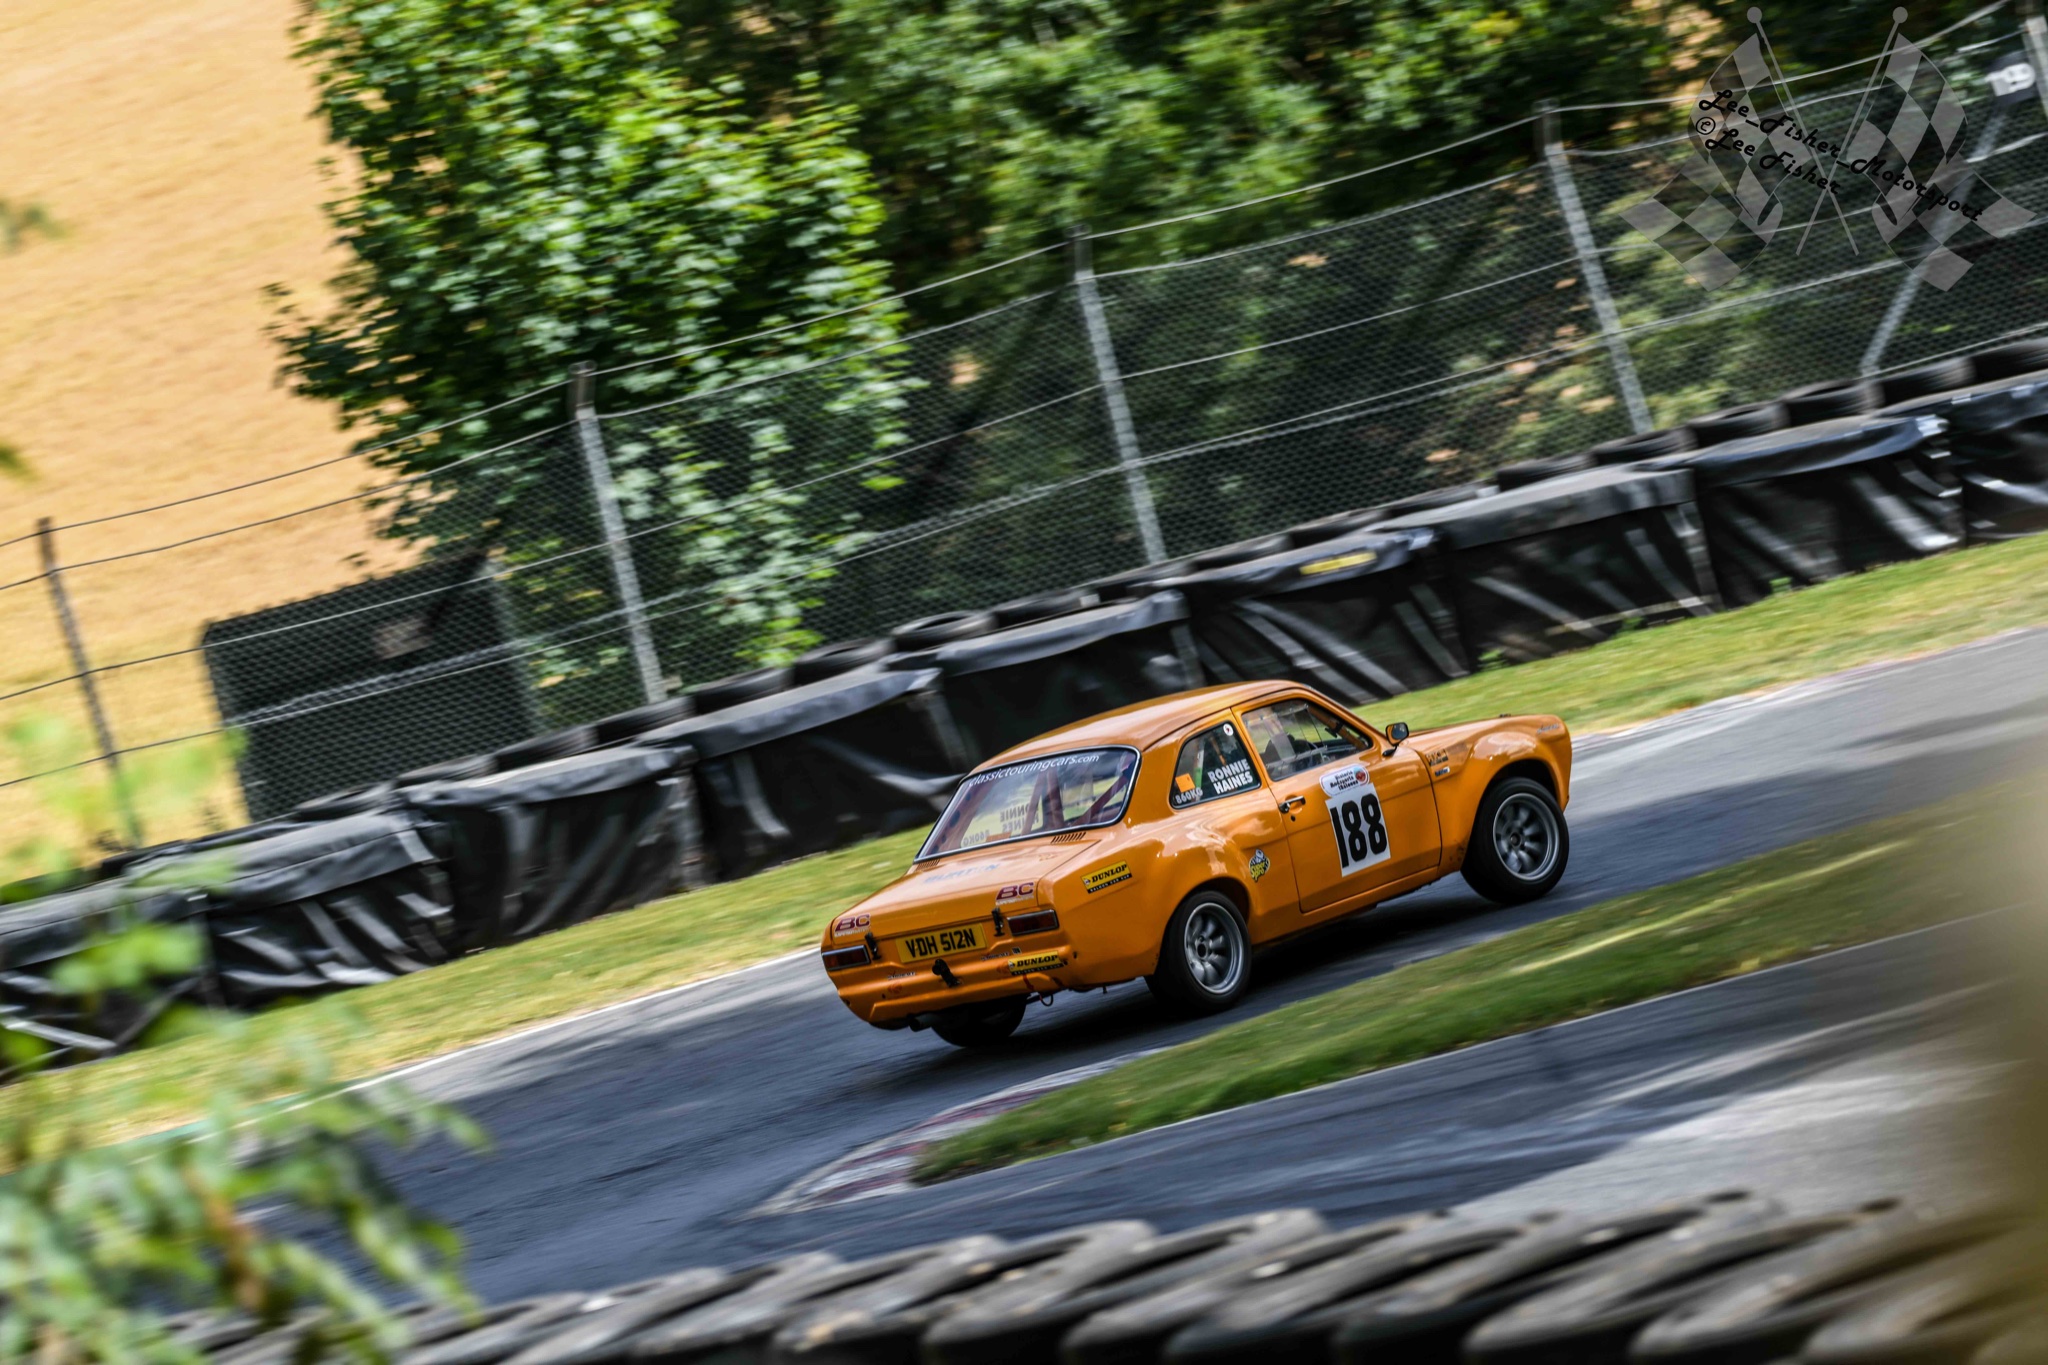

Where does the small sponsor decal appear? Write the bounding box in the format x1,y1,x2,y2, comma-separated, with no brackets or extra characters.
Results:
1320,764,1370,796
995,881,1034,903
1082,860,1133,894
1538,722,1562,733
832,912,872,934
1301,549,1377,577
1248,848,1270,883
1176,773,1197,794
924,860,1001,884
1007,952,1066,975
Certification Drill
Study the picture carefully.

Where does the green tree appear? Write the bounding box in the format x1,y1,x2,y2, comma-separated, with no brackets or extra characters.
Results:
275,0,911,691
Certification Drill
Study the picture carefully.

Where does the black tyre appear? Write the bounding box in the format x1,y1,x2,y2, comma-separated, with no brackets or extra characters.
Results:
1288,509,1383,544
1090,561,1191,602
1494,452,1594,491
1191,533,1295,570
591,697,694,745
292,783,398,818
791,637,891,683
930,998,1028,1049
1371,481,1492,519
1881,356,1976,406
1147,890,1251,1015
1588,427,1697,465
1973,337,2048,382
1687,400,1788,447
494,726,596,771
1781,377,1881,426
692,664,794,711
1461,776,1569,904
991,588,1099,627
890,610,997,651
396,755,497,786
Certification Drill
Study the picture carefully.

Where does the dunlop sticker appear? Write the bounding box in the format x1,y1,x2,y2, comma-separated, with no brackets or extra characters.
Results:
1082,860,1133,894
1008,952,1066,975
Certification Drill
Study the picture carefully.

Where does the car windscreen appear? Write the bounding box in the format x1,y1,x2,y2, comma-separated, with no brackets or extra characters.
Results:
918,748,1140,860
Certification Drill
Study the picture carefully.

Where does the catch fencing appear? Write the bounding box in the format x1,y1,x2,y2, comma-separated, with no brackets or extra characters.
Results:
4,2,2047,851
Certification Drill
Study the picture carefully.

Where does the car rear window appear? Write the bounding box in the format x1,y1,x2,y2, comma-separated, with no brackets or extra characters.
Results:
918,748,1140,860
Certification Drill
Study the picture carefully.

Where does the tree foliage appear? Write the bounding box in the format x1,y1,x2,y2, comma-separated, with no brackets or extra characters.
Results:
1,721,480,1364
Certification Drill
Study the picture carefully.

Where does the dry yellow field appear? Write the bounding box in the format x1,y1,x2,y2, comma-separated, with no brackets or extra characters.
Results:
0,0,407,856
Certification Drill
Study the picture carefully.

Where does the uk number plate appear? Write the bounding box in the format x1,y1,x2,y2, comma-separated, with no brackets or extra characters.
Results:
1321,765,1392,875
897,924,987,963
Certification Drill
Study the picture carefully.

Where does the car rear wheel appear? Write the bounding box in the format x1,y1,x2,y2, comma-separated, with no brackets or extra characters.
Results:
1462,776,1569,904
1147,891,1251,1015
930,999,1028,1049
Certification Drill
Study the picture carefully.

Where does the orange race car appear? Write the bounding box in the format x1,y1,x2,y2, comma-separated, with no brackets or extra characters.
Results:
819,681,1572,1048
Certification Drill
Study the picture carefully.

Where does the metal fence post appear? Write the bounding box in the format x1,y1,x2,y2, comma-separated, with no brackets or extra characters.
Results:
1070,227,1170,565
37,517,142,847
570,363,666,705
1538,100,1654,434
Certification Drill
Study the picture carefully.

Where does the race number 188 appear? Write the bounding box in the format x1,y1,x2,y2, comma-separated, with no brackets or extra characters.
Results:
1322,768,1391,875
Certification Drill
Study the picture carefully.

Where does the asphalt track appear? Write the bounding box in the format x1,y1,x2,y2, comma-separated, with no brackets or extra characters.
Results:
384,629,2048,1299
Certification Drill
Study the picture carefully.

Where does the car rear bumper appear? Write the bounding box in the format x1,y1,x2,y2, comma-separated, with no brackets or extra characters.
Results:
831,939,1081,1025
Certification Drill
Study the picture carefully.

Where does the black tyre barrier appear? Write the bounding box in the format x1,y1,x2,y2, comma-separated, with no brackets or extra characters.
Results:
791,638,893,684
399,755,500,786
925,1211,1326,1365
890,611,999,651
594,699,697,746
693,666,797,712
1494,453,1596,491
1164,1215,1547,1363
1190,535,1297,571
1372,483,1494,516
1881,373,2048,543
1782,379,1884,427
1800,1229,2048,1365
772,1224,1151,1364
993,589,1103,628
1063,1215,1447,1365
1688,401,1790,446
175,1198,2048,1365
292,783,399,819
1089,561,1193,603
1633,1205,2023,1365
1466,1199,1867,1365
1882,357,1978,406
1326,1197,1737,1365
1288,509,1386,544
1966,338,2048,383
496,727,598,772
501,1269,745,1365
1588,429,1698,465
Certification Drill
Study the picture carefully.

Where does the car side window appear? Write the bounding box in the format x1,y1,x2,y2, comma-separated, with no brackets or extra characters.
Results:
1241,699,1371,781
1169,722,1262,808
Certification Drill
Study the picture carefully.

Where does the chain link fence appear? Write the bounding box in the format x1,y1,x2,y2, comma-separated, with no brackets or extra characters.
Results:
5,5,2046,852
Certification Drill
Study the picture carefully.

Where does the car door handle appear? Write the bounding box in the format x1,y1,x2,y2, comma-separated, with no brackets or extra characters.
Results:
1279,795,1307,812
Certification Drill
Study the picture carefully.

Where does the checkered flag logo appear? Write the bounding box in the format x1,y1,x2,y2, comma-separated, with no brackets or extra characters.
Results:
1624,33,1796,290
1841,30,2035,290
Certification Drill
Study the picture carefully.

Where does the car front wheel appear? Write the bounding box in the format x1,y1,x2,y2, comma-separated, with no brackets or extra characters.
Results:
1147,891,1251,1015
1462,775,1569,904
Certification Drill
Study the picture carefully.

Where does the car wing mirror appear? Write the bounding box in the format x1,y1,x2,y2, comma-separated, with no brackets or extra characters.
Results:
1384,721,1409,756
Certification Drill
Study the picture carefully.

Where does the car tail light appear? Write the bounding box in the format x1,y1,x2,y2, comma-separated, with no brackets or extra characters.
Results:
821,943,872,971
1006,908,1060,936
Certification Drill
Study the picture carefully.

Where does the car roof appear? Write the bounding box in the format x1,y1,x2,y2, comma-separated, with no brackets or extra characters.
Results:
977,681,1304,768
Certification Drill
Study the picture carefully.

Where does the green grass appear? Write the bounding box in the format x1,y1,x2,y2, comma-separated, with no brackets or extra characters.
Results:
15,532,2048,1146
915,786,2020,1182
6,829,928,1147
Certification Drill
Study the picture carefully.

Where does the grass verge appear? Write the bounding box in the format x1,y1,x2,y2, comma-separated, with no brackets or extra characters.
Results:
5,829,928,1147
915,784,2019,1182
13,532,2048,1145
